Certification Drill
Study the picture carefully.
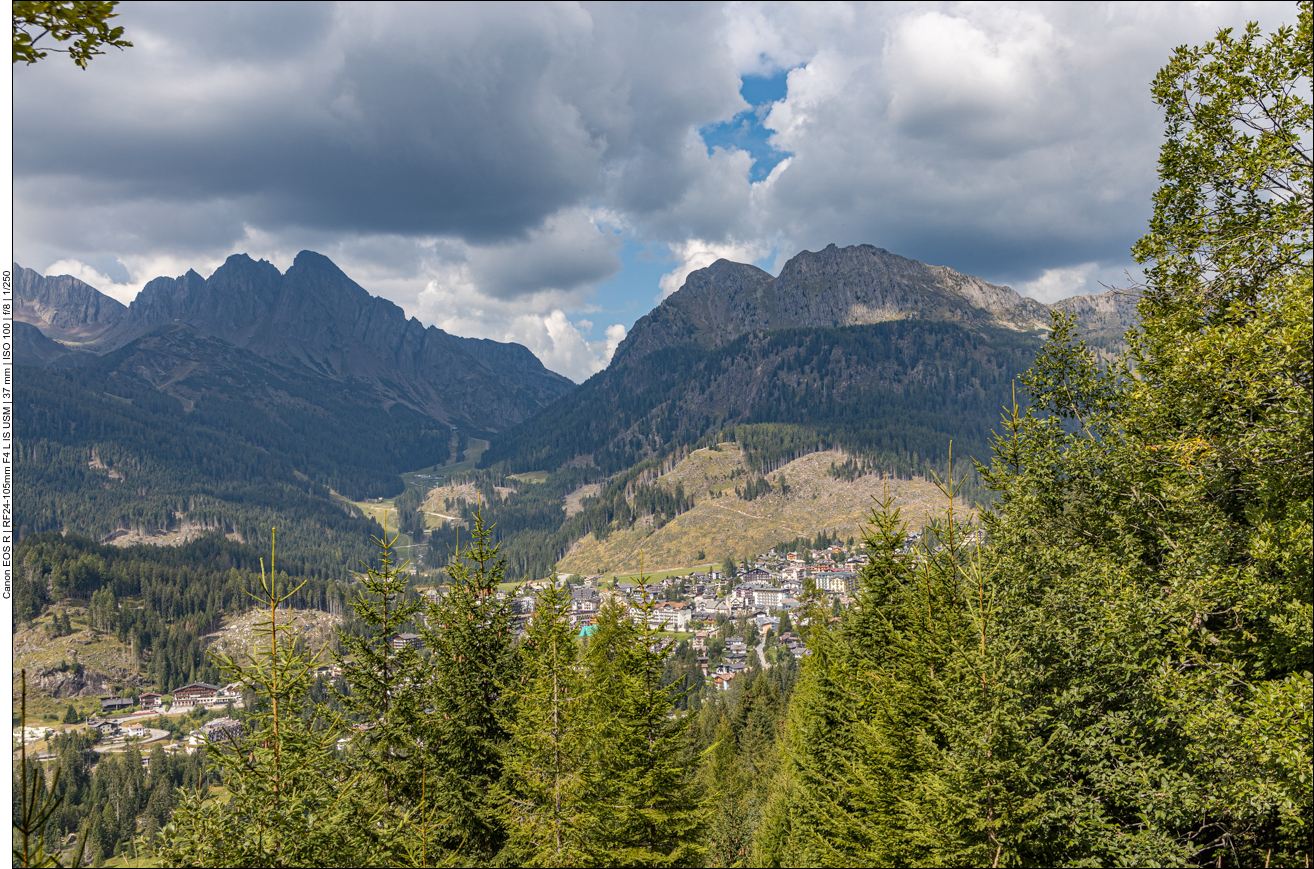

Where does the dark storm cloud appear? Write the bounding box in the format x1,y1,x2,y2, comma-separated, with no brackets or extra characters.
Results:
12,1,1299,373
14,2,743,243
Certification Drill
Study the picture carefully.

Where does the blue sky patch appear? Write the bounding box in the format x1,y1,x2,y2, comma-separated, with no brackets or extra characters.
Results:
700,69,795,183
582,237,674,337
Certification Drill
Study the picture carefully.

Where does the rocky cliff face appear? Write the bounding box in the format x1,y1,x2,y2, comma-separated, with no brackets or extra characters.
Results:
1050,288,1142,346
18,252,575,431
613,244,1135,365
14,263,127,344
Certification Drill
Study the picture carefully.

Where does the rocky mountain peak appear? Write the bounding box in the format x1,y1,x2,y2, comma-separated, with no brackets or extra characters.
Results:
14,262,127,344
613,243,1129,366
16,252,575,430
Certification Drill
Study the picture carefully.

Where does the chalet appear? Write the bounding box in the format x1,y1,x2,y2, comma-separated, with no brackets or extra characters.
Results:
139,692,162,710
391,633,424,651
171,682,220,708
123,724,151,740
88,720,120,737
100,697,135,714
741,566,774,583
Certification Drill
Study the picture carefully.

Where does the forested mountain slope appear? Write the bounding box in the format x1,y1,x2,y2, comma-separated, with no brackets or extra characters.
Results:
13,323,444,561
485,319,1040,478
455,244,1135,580
483,244,1134,478
14,252,575,554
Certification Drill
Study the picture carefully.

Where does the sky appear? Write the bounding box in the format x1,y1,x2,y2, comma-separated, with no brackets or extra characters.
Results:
11,1,1298,381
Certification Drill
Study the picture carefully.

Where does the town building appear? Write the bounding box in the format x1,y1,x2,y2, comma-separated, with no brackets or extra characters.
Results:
570,586,600,617
391,633,424,651
100,696,134,714
171,682,221,708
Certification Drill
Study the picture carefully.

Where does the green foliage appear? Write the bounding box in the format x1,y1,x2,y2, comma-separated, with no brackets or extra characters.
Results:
497,583,597,867
15,352,448,556
15,531,353,690
734,475,773,502
482,321,1039,483
498,585,707,867
157,531,408,867
461,317,1031,566
13,671,90,869
691,667,795,867
588,594,707,865
757,476,1046,866
12,1,131,68
393,484,429,539
334,527,435,836
420,508,520,860
753,10,1312,866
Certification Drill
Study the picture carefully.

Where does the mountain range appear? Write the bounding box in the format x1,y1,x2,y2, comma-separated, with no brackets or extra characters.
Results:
480,244,1137,477
16,243,1137,576
16,251,574,431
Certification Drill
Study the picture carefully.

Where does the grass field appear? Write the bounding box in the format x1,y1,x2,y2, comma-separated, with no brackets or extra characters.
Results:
569,564,720,584
557,446,970,576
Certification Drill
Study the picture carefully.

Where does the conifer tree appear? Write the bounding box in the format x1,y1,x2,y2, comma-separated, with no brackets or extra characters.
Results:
335,522,435,815
594,585,706,866
758,474,1045,866
13,670,89,869
158,530,406,867
498,582,597,867
420,506,520,859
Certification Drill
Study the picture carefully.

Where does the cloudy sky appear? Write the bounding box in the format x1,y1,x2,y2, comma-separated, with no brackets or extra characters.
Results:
12,1,1296,380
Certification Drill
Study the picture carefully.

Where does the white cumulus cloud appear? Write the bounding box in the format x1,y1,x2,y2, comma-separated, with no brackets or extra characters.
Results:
658,237,774,300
